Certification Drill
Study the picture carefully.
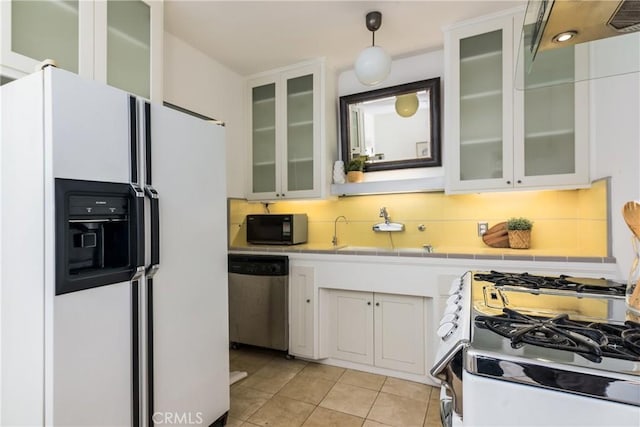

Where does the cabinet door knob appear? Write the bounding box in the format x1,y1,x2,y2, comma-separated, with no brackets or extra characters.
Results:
281,193,285,197
517,180,522,184
367,301,371,305
306,299,310,303
375,302,380,307
506,180,511,185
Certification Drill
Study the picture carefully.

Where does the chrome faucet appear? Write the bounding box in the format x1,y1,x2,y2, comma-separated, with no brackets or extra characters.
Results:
379,207,390,224
332,215,348,247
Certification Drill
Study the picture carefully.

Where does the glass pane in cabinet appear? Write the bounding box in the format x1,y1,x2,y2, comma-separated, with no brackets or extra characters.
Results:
107,0,150,98
459,30,503,180
287,74,313,191
524,47,575,176
460,141,503,181
12,0,79,72
252,84,276,193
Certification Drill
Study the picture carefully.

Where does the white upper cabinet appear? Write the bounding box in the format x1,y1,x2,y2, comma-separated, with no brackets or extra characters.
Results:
445,10,589,193
0,0,162,101
247,60,327,201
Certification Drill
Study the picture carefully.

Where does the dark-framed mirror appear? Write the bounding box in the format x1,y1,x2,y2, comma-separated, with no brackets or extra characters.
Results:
339,78,441,172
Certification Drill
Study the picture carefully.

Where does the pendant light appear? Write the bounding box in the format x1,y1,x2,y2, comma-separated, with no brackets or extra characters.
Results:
395,93,419,117
354,11,391,86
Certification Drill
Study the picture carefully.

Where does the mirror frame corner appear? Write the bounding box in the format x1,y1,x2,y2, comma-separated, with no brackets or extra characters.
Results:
339,77,442,172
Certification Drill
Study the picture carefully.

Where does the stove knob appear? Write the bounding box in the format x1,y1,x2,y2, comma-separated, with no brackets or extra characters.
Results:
437,322,457,340
446,294,461,306
439,313,458,326
444,303,462,315
448,282,461,295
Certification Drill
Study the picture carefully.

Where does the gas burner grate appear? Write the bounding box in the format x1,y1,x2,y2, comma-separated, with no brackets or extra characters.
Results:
475,308,640,363
474,271,626,296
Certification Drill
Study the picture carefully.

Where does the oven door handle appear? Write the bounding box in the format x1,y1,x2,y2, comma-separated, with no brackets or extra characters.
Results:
430,339,468,380
440,389,453,427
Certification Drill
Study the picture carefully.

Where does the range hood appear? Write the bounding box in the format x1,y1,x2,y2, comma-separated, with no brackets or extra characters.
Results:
516,0,640,90
531,0,640,56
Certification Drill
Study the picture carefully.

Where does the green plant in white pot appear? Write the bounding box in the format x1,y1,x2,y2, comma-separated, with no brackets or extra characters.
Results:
506,217,533,249
346,157,366,183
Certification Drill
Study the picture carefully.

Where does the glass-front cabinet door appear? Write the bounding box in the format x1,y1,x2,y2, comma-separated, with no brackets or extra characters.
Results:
286,74,314,192
248,62,321,200
446,15,514,193
445,11,588,194
514,44,589,188
250,79,278,195
0,0,92,77
1,0,161,101
105,0,150,99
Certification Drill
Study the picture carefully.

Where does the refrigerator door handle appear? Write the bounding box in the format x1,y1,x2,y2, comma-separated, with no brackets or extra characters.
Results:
131,184,145,280
145,185,160,277
129,95,139,185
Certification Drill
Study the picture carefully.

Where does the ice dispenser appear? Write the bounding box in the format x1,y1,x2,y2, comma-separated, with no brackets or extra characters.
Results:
55,179,144,295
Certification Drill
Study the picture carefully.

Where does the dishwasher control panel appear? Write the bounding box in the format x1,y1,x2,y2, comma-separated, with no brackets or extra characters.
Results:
228,254,289,276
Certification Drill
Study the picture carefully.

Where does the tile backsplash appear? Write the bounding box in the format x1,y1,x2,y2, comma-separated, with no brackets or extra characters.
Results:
229,179,608,256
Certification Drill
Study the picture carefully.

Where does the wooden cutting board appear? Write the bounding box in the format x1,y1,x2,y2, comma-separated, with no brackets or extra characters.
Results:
482,222,510,248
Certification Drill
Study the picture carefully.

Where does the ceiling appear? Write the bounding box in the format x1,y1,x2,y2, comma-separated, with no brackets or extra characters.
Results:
164,1,525,77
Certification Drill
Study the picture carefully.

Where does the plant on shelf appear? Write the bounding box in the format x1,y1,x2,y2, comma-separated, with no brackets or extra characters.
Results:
346,157,366,183
506,217,533,249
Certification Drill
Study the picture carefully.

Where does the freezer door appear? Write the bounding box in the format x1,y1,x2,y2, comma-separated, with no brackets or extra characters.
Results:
44,68,142,425
47,67,131,183
142,102,229,424
53,282,133,426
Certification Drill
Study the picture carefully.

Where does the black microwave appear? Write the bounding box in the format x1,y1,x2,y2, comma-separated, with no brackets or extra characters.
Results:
246,214,308,245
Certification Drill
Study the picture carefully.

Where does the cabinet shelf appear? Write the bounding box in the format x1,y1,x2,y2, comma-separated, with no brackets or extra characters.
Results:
289,157,313,163
253,97,275,105
288,120,313,128
524,79,574,90
107,26,149,50
288,89,313,98
253,161,276,167
460,137,502,146
525,129,574,140
253,126,276,133
460,50,501,63
460,89,501,101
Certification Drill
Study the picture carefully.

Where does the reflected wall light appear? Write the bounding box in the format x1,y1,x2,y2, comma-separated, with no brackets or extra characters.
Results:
354,11,392,86
395,93,419,117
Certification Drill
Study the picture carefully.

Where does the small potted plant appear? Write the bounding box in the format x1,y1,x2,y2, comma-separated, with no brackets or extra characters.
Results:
506,217,533,249
346,157,366,183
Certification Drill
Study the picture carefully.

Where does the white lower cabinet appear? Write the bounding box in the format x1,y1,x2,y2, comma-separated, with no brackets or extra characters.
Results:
328,290,374,364
327,289,425,375
289,266,318,358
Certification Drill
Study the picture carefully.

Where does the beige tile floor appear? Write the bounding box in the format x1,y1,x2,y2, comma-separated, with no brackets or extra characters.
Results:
228,346,442,427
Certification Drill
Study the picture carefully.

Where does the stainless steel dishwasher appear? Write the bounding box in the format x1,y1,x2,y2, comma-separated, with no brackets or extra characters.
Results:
228,254,289,351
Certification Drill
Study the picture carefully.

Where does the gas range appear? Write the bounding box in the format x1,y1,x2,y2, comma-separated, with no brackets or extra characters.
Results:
431,270,640,427
468,271,640,405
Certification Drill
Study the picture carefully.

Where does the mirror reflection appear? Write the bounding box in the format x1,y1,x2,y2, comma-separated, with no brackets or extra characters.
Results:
340,78,441,172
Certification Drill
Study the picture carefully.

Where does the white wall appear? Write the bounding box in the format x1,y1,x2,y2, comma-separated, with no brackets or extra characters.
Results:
590,34,640,277
338,50,445,182
163,33,246,198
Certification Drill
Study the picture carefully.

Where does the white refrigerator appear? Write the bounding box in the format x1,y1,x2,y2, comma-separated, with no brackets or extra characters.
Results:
0,67,229,426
